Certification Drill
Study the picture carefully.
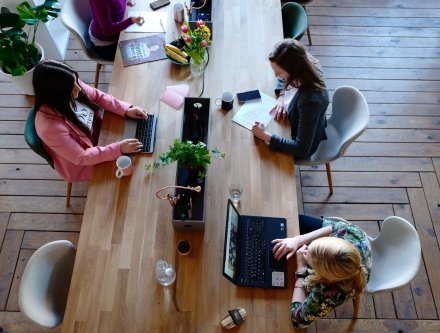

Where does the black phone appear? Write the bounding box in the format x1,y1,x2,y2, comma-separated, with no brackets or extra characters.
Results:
236,90,262,104
150,0,170,10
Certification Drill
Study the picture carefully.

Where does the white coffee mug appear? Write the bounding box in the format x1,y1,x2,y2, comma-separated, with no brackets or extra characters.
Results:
173,3,184,23
116,156,133,178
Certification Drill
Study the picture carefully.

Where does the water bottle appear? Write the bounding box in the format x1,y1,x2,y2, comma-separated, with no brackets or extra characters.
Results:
155,260,176,286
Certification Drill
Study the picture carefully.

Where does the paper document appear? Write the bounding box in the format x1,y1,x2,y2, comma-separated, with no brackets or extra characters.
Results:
125,11,167,33
232,92,276,130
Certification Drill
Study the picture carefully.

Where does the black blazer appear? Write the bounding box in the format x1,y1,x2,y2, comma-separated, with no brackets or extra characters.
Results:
269,88,329,158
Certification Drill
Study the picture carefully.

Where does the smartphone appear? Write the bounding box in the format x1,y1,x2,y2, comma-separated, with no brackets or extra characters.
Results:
236,90,262,104
150,0,170,10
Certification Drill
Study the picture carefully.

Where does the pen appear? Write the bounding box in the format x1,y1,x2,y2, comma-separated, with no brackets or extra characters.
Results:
160,18,165,33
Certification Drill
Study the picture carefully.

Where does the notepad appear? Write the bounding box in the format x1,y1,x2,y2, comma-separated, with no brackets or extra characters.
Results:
232,91,276,130
160,84,190,110
125,11,167,33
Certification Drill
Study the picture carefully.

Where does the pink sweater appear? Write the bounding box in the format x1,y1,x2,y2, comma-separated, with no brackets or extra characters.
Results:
35,81,131,182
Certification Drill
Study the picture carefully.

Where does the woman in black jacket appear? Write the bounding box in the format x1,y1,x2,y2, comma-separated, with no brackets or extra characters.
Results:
252,39,329,158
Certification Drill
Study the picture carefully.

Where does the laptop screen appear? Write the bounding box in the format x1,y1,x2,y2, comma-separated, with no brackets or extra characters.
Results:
223,200,239,281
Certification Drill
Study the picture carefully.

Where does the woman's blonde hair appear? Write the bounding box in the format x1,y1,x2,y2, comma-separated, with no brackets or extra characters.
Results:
305,237,367,294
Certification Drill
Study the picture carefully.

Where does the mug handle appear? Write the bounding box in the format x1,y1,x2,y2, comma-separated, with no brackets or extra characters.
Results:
116,168,124,178
215,98,222,106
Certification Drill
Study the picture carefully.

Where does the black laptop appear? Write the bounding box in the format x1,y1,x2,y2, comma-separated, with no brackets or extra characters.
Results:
222,199,288,288
123,114,158,153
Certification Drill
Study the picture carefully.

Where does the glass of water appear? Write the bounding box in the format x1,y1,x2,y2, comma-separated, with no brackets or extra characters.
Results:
229,184,243,203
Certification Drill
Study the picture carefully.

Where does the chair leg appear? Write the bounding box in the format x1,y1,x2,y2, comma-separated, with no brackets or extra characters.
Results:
325,162,333,194
94,63,102,88
353,294,360,319
306,25,312,45
66,182,72,207
302,5,312,45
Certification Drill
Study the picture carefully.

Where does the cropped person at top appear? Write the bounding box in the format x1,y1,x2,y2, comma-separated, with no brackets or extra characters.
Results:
33,60,147,182
251,39,329,159
89,0,144,60
272,215,372,328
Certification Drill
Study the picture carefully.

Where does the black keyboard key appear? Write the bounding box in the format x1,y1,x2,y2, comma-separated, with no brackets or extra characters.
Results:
135,115,158,153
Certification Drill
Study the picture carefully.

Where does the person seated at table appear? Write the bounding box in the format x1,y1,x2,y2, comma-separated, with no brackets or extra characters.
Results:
272,215,371,328
89,0,144,61
251,38,329,159
33,59,146,182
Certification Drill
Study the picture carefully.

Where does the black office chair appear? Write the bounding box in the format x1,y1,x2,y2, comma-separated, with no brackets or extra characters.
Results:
24,107,72,206
61,0,113,88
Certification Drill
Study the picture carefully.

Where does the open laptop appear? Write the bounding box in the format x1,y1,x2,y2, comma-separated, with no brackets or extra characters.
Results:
123,114,158,153
222,199,288,288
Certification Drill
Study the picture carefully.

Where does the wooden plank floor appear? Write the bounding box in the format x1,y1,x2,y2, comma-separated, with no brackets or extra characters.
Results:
0,0,439,331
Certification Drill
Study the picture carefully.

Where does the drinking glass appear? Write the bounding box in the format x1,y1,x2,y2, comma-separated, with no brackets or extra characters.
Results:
229,184,243,203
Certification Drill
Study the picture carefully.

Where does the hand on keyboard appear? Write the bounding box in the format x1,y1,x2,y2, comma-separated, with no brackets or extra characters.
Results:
120,138,143,153
126,106,148,120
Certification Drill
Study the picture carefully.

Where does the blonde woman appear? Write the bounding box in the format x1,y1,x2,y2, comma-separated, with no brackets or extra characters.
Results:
272,216,372,328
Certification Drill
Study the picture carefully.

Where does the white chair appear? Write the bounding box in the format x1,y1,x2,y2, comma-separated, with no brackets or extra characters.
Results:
295,86,369,194
19,240,76,328
61,0,113,88
353,216,422,318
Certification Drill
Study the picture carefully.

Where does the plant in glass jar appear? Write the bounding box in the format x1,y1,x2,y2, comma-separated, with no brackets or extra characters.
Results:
180,20,211,66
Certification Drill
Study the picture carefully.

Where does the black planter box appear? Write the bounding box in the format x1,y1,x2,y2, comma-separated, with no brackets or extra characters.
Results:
172,97,210,231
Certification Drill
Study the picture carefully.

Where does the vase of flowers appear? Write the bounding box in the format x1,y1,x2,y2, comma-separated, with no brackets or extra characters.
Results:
181,20,211,77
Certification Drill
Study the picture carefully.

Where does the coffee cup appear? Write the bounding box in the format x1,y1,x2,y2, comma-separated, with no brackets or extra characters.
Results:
215,92,234,111
173,3,184,23
177,239,192,255
115,156,133,178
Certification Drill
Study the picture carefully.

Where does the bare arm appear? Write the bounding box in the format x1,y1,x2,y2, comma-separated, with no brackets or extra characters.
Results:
272,225,332,260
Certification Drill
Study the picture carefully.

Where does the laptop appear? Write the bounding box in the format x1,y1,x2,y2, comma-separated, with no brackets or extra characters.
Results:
222,199,288,288
123,114,158,153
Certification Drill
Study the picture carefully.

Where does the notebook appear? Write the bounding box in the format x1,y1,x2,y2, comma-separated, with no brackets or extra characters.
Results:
123,114,158,153
222,199,288,288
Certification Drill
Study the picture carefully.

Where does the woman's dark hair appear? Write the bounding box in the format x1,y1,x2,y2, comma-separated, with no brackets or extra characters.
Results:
33,59,102,138
269,39,325,90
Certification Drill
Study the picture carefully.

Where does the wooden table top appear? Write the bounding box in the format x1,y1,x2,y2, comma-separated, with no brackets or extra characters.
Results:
61,0,299,332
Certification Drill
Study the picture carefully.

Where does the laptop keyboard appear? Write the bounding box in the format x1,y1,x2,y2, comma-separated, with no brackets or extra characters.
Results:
135,114,157,153
243,218,266,285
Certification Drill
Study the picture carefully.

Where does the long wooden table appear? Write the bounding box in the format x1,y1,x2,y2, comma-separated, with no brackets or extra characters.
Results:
61,0,299,331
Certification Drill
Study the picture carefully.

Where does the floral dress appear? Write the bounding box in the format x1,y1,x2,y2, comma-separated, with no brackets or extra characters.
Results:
290,217,372,328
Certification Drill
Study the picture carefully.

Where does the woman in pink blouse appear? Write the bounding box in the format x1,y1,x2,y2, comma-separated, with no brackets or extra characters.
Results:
33,60,146,182
88,0,144,60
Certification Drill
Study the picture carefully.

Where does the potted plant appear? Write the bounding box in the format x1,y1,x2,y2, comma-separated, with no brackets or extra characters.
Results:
0,0,60,94
145,139,225,180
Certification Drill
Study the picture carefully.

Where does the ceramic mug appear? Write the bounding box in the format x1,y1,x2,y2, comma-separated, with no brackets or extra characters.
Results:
215,92,234,111
173,3,184,23
115,156,133,178
177,239,192,255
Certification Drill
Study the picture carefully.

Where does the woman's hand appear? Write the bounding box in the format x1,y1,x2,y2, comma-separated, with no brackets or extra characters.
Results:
131,16,144,25
126,106,148,119
272,236,304,261
270,96,287,122
119,138,143,153
295,244,309,271
251,121,272,143
127,0,136,7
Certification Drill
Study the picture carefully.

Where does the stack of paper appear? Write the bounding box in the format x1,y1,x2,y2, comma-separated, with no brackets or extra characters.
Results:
232,91,276,130
125,11,168,33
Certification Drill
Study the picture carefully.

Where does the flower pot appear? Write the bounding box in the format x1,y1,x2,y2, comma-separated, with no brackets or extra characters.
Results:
0,43,44,95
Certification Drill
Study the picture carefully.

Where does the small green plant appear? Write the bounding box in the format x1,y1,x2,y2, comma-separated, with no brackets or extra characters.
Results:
144,139,225,179
0,0,60,76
